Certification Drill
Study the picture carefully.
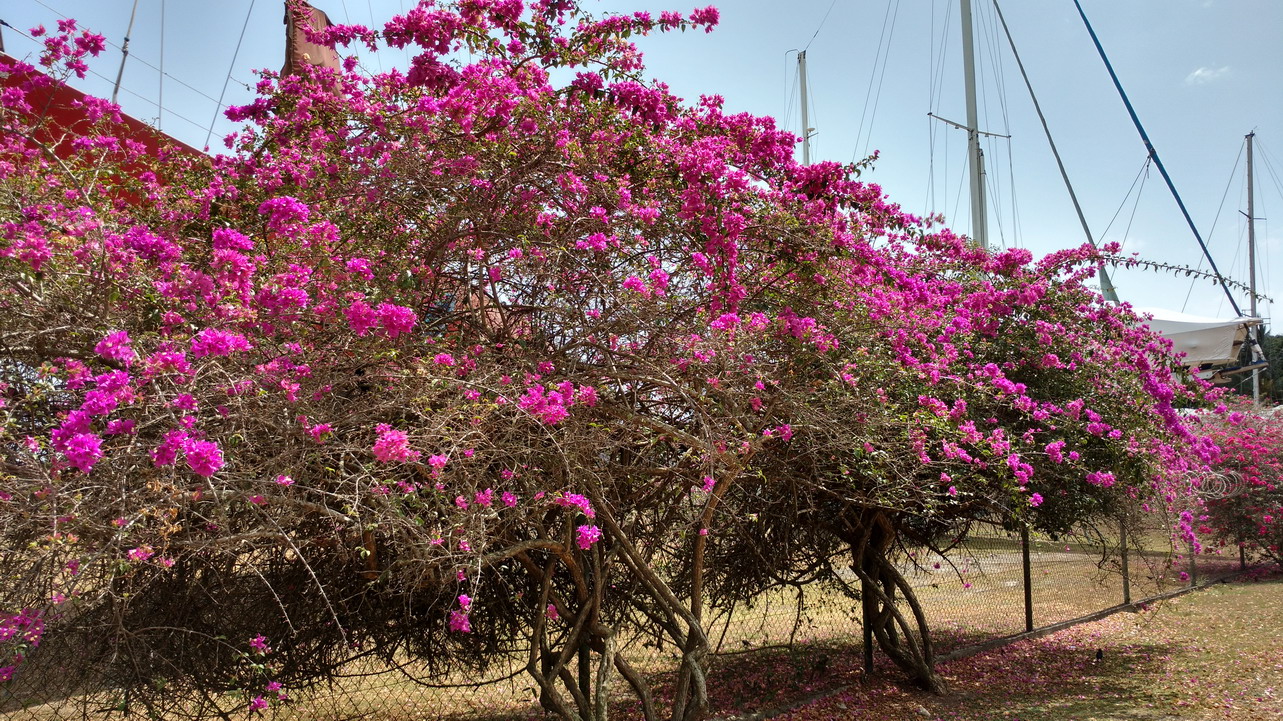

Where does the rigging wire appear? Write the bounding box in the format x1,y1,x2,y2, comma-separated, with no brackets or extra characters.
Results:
927,0,954,217
929,0,953,114
1212,216,1248,318
28,0,225,107
926,0,938,213
862,0,901,160
1255,138,1283,204
1099,159,1151,242
1116,162,1149,255
1000,134,1021,246
1181,144,1245,311
951,149,969,224
976,2,1017,246
204,0,258,150
0,20,208,133
808,68,823,160
984,150,1007,247
366,0,384,73
1246,137,1277,320
851,0,899,162
803,0,840,52
1258,179,1272,313
399,0,410,68
782,50,800,147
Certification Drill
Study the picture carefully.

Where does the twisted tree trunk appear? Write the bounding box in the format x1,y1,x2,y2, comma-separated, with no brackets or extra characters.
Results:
849,513,947,693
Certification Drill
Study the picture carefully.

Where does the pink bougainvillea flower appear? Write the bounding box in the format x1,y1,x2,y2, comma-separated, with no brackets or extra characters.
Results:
556,492,594,518
576,525,603,550
371,424,419,463
127,546,154,562
190,328,252,358
94,330,134,365
63,433,103,473
376,302,417,339
448,610,471,633
184,440,224,477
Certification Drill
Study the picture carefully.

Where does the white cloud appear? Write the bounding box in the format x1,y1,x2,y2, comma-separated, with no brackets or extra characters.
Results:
1185,66,1230,85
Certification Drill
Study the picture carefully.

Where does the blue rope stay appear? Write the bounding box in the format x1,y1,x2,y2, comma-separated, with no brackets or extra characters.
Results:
1070,0,1243,317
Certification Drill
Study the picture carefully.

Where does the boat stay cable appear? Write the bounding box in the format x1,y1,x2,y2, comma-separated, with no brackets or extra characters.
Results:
851,0,900,162
204,0,258,150
0,19,208,134
1180,144,1243,312
1071,0,1242,316
28,0,224,107
992,0,1116,300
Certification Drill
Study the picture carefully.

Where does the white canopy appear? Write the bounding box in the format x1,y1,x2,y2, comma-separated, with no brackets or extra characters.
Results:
1134,307,1262,366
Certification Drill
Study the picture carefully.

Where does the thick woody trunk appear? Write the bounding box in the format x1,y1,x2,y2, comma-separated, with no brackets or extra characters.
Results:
851,515,947,694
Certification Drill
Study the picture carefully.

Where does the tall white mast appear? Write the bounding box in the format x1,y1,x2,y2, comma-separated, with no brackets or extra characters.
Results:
1247,131,1260,404
798,50,813,165
960,0,987,249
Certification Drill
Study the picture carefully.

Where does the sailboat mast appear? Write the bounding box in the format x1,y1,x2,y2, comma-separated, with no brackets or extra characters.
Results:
1247,131,1259,403
960,0,987,249
798,50,812,165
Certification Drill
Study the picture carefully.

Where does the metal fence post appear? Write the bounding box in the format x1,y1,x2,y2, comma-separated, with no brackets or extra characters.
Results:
861,574,875,674
1021,525,1033,633
1120,518,1131,605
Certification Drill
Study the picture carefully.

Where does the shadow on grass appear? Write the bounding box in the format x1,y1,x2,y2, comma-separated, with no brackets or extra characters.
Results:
931,631,1188,721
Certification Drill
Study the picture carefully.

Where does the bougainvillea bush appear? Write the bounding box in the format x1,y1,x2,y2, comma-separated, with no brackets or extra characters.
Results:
1197,402,1283,564
0,2,1227,719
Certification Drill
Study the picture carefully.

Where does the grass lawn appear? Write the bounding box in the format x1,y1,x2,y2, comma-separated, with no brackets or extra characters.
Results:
771,569,1283,721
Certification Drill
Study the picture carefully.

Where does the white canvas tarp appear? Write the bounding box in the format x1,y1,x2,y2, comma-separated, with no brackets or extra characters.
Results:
1134,307,1262,366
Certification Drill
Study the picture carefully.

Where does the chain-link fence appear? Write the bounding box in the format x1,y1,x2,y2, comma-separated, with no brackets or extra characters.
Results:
0,520,1249,721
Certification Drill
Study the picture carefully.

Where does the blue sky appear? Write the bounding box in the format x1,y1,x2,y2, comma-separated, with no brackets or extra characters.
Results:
5,0,1281,321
